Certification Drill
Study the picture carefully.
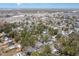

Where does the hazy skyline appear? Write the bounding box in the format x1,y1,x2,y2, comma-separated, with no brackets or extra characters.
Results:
0,3,79,9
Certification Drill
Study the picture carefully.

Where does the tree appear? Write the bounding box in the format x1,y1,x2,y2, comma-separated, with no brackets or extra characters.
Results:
2,23,12,33
56,32,79,56
32,45,52,56
0,38,2,43
8,31,17,38
36,22,47,34
39,45,52,56
41,34,49,42
48,27,58,36
31,51,40,56
29,35,37,46
14,35,21,42
20,26,37,48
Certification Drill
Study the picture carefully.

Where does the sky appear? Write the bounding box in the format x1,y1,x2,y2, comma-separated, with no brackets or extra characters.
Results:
0,3,79,9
